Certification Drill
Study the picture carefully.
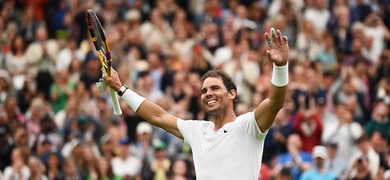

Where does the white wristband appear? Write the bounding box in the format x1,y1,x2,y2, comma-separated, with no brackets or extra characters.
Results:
271,62,289,87
121,89,146,112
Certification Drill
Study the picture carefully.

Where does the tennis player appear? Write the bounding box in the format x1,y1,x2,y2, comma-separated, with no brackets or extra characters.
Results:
103,27,289,179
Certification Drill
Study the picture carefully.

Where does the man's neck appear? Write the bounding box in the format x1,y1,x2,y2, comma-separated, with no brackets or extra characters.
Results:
211,109,236,131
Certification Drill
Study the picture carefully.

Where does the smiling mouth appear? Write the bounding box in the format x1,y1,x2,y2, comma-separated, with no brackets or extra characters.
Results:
206,99,217,105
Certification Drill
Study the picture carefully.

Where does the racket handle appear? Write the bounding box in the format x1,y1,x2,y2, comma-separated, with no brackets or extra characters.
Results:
109,87,122,115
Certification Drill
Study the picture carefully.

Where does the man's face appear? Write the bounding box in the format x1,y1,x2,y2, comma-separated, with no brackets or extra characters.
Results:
201,77,233,114
315,157,325,169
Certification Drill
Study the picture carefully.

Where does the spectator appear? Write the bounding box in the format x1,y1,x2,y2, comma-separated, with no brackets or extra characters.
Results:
17,74,38,113
135,70,164,103
168,158,195,180
322,103,363,160
79,52,102,91
92,157,121,180
324,142,348,179
28,156,48,180
2,147,31,180
363,13,390,64
346,155,372,180
80,146,99,179
111,137,142,179
300,145,337,180
5,35,28,91
293,95,323,153
222,44,259,105
55,38,84,72
271,134,312,180
369,131,390,173
314,31,338,72
130,122,155,163
365,101,390,144
150,139,170,180
57,157,84,180
303,0,330,33
42,150,62,180
263,107,293,165
25,25,59,97
0,69,13,104
49,68,76,114
347,135,380,179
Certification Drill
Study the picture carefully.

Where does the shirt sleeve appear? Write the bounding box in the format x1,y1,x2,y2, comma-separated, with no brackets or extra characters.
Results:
235,112,268,140
177,119,206,145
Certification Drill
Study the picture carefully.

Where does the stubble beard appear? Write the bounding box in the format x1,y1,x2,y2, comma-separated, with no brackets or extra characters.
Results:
207,105,228,121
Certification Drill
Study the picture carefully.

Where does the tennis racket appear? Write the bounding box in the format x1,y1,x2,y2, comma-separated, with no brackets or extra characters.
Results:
86,9,122,115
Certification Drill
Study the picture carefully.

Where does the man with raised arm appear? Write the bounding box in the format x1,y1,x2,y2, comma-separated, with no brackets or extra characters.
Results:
103,27,289,180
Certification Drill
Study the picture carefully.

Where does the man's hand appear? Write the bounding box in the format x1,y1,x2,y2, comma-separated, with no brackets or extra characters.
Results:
264,27,289,66
102,68,123,91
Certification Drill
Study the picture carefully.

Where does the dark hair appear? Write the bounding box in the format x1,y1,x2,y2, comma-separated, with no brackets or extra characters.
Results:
201,69,238,109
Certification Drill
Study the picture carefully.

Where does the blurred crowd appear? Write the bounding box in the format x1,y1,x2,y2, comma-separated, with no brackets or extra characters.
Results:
0,0,389,179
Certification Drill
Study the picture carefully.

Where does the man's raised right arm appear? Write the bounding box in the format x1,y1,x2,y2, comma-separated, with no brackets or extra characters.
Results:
103,68,183,139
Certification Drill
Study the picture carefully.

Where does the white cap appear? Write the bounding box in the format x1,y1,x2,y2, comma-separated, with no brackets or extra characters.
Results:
136,122,153,134
125,9,141,21
312,145,328,159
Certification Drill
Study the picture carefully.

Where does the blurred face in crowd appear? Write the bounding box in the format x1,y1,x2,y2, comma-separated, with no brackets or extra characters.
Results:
314,157,325,169
172,159,187,176
119,143,130,158
11,148,25,165
28,157,45,175
336,104,353,123
372,102,389,122
356,157,369,171
13,127,28,146
98,157,110,174
36,26,48,42
370,131,386,152
0,105,8,125
63,158,77,177
287,134,302,153
47,153,60,169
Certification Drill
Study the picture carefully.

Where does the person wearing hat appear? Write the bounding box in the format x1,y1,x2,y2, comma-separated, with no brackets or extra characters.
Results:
324,142,348,179
111,137,142,179
129,122,156,163
300,145,337,180
150,139,170,180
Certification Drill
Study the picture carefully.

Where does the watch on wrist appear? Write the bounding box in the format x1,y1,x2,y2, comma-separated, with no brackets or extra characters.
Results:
117,84,128,97
294,156,302,164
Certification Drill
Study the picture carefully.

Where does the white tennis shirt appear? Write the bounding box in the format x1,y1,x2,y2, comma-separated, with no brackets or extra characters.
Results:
177,112,267,180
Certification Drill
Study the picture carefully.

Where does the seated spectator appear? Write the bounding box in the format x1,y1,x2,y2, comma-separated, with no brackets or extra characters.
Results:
41,150,62,180
365,101,390,144
259,162,271,180
293,102,323,153
271,134,312,180
130,122,155,163
56,157,84,180
346,155,372,180
150,140,170,180
300,145,337,180
168,157,195,180
27,156,48,180
263,107,293,165
2,147,30,180
93,157,121,180
369,131,390,173
111,137,142,179
324,142,348,179
346,135,380,179
322,103,363,160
